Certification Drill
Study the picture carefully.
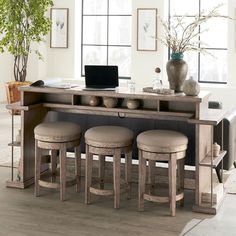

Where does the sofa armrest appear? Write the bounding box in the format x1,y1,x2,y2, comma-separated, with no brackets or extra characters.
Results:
213,107,236,170
224,107,236,169
208,101,223,109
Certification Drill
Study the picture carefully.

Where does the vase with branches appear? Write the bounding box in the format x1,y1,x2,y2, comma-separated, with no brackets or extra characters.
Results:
158,4,229,92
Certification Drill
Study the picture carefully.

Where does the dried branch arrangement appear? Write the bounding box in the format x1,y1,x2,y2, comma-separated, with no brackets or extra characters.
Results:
158,4,229,54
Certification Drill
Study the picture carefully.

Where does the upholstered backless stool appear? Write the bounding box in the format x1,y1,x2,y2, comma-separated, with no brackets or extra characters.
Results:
34,122,81,201
137,130,188,216
85,126,134,209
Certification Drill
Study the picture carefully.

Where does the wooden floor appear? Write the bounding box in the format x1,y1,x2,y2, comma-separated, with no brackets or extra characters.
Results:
0,167,211,236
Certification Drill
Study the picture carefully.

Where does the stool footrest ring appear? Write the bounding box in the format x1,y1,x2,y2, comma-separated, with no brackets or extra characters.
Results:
38,180,60,189
144,192,184,203
38,178,77,189
89,187,114,196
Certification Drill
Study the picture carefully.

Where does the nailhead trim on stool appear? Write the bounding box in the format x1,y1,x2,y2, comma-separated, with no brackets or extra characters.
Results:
137,130,188,216
34,122,81,201
84,125,134,209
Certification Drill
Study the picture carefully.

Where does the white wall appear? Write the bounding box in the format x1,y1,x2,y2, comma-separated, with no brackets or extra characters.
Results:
131,0,166,87
45,0,75,78
0,53,11,101
1,0,236,110
0,50,39,102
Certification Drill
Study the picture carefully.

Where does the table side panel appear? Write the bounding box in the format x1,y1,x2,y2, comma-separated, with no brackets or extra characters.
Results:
197,124,212,204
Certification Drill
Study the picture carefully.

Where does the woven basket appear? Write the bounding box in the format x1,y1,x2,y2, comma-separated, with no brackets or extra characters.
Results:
5,81,31,115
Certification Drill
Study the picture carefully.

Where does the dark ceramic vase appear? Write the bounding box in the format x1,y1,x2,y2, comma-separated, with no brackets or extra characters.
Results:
166,53,188,93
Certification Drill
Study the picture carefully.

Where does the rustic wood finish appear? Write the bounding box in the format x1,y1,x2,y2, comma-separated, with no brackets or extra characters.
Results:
85,127,133,209
5,86,227,214
35,136,81,201
138,144,186,216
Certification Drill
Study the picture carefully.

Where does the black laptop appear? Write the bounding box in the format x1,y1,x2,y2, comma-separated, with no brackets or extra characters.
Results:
84,65,119,90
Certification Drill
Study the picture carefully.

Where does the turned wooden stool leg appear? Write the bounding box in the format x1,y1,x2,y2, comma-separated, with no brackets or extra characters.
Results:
85,144,93,204
75,146,81,192
148,160,155,195
35,140,42,197
178,158,185,206
125,152,132,200
113,149,121,209
60,144,66,201
99,155,105,189
51,150,57,182
138,150,146,211
169,157,177,216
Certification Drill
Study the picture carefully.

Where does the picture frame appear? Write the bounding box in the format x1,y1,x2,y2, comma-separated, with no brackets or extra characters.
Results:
137,8,157,51
50,8,69,48
235,8,236,52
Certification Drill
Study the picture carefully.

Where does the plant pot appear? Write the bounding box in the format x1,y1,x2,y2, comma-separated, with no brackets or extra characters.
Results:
5,81,31,114
166,53,188,93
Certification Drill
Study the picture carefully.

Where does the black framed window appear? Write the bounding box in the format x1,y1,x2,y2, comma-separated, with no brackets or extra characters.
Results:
169,0,228,84
81,0,132,79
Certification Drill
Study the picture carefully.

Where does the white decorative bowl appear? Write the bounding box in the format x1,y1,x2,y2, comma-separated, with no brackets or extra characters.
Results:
127,99,139,110
103,97,118,108
183,77,200,96
89,96,99,106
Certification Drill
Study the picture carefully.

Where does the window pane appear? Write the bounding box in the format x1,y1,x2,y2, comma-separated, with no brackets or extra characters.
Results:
201,0,227,16
109,16,131,45
108,47,131,77
170,0,199,16
200,18,227,48
83,16,107,44
109,0,132,15
83,0,107,15
81,0,132,78
82,46,107,74
184,51,199,80
200,50,227,83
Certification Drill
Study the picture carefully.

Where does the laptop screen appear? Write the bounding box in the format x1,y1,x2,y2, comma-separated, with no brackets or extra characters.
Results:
84,65,119,88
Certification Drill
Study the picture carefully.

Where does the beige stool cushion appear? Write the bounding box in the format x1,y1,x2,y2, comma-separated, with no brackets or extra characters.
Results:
34,122,81,142
85,126,134,148
137,130,188,153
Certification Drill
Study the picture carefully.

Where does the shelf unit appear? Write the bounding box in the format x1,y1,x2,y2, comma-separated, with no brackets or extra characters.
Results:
6,102,28,185
199,151,227,168
27,88,209,123
190,109,227,213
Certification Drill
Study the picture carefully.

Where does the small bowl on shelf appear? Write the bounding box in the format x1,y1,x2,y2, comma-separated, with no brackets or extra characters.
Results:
103,97,118,108
89,96,100,106
127,99,139,110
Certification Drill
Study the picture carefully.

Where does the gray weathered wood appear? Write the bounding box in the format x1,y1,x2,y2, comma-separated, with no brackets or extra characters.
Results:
6,86,226,214
138,134,185,216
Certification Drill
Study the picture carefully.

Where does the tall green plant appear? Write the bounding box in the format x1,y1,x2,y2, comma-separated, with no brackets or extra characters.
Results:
0,0,53,82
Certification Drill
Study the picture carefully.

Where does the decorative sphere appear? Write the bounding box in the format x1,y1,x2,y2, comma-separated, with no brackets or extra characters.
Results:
155,67,161,73
127,99,139,110
183,77,200,96
103,97,118,108
89,96,99,106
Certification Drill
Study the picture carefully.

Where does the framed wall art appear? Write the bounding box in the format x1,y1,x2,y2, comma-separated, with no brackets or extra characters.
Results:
50,8,69,48
137,8,157,51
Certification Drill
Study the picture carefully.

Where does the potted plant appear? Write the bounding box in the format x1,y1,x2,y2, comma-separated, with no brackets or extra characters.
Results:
0,0,53,108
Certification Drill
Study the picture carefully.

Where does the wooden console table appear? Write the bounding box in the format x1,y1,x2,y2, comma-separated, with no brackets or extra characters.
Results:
6,86,227,214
